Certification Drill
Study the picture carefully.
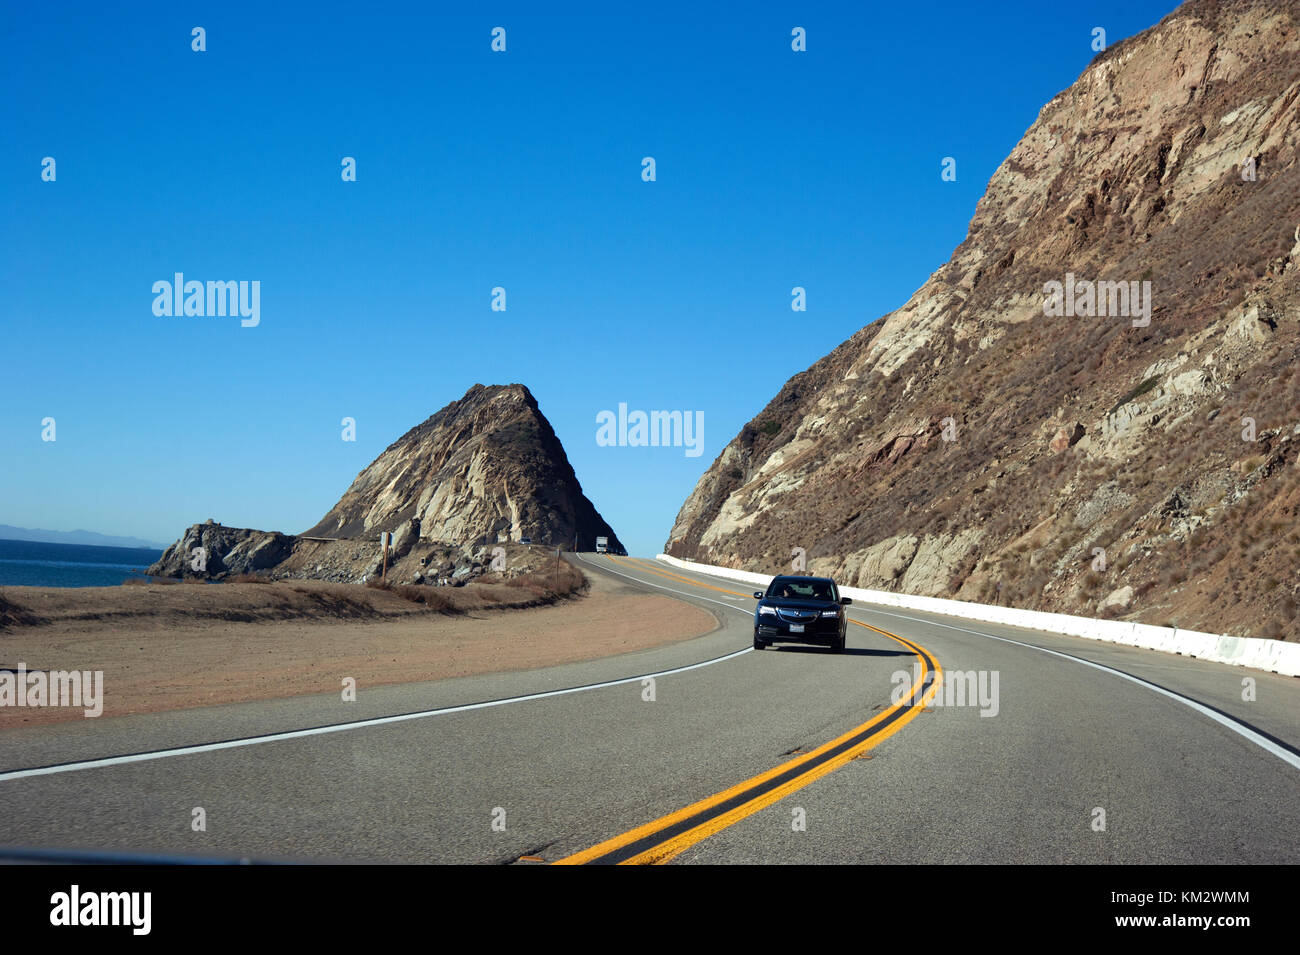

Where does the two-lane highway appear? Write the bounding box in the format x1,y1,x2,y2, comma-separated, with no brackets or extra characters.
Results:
0,554,1296,864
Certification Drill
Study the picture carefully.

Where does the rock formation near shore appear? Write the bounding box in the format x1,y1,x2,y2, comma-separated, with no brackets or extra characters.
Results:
303,383,621,551
148,522,293,578
149,384,622,581
667,0,1300,639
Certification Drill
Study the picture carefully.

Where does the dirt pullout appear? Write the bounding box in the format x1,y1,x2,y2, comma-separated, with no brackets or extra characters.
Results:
0,571,718,729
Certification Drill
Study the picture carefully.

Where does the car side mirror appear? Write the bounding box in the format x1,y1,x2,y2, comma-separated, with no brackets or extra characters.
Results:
753,591,764,599
840,597,852,605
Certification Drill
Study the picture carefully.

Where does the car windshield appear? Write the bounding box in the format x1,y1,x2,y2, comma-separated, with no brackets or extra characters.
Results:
768,579,836,601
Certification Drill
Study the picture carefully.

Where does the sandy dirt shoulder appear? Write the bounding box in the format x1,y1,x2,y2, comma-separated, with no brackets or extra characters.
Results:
0,571,718,729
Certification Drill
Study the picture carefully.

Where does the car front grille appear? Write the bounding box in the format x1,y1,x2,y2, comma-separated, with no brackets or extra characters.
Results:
776,608,819,623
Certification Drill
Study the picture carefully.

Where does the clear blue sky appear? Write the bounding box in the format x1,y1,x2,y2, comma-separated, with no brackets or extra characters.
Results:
1,1,1181,555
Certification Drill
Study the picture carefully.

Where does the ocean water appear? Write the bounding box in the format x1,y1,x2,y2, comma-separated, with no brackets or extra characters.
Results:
0,539,163,588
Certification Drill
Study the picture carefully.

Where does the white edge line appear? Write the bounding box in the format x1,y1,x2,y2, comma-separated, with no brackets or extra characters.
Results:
1,557,754,784
1,646,752,782
575,554,755,616
862,606,1300,772
655,560,1300,771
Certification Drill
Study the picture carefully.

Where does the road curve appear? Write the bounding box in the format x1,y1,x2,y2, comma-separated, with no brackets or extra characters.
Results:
0,555,1295,864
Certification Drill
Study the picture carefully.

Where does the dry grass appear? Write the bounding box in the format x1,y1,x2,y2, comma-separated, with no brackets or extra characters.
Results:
364,560,586,613
365,578,460,613
0,595,42,629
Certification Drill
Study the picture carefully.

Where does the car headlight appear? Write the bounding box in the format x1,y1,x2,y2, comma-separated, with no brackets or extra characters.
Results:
758,606,777,616
820,609,839,617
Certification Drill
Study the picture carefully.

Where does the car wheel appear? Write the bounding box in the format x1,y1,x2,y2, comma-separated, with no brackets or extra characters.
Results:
753,635,765,650
833,635,846,653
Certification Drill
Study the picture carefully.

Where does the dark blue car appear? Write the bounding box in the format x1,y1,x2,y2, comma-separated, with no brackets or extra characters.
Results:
753,575,851,652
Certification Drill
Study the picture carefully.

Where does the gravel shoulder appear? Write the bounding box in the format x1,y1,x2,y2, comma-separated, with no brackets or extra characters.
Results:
0,571,718,728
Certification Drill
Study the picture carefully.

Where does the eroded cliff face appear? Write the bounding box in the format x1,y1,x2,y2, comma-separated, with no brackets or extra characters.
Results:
668,0,1300,639
149,383,622,582
305,383,621,552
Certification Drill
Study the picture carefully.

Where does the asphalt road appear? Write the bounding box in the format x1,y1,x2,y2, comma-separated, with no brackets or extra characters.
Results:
0,555,1296,864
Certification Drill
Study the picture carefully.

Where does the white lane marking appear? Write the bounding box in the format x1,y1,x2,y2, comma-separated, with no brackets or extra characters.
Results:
641,560,1298,769
0,654,752,784
858,606,1300,772
0,556,754,784
576,555,755,618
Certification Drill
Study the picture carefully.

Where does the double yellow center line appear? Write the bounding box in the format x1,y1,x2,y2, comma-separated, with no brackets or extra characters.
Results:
554,557,941,865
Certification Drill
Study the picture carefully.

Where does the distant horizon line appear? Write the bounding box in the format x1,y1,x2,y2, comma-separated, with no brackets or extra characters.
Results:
0,524,167,551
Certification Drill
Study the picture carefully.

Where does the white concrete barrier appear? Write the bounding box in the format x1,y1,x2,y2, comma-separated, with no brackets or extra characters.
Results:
656,554,1300,677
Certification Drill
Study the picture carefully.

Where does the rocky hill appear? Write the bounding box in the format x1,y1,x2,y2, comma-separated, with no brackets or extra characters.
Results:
304,383,620,551
149,384,622,582
667,0,1300,640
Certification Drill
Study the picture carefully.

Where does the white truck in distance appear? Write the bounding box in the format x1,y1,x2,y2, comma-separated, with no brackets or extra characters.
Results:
596,536,608,554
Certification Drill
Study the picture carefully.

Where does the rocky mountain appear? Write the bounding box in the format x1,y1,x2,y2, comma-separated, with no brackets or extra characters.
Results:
149,523,293,578
149,383,621,582
304,383,620,551
667,0,1300,640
